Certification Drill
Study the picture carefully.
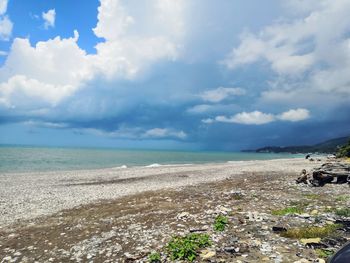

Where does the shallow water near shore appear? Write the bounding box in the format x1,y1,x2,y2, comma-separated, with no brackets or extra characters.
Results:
0,146,303,173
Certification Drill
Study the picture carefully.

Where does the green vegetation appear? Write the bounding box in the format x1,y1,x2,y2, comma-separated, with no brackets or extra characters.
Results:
254,136,350,154
335,208,350,217
148,252,161,263
324,207,350,217
213,215,229,231
303,193,320,200
315,248,334,259
272,206,305,216
335,195,350,202
324,207,335,213
166,233,211,262
281,224,341,239
232,193,243,200
337,140,350,158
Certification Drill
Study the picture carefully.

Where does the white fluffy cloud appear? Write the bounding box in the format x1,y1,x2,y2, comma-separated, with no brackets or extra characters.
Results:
0,31,92,110
92,0,185,79
224,0,350,106
0,0,12,41
216,111,275,125
200,87,245,103
0,15,12,40
0,0,187,111
0,0,8,15
42,9,56,29
207,108,310,125
0,75,76,108
277,108,310,122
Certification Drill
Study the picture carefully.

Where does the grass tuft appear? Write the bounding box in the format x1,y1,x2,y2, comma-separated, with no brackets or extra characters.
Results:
166,233,211,262
148,252,161,263
213,215,228,231
303,193,320,200
272,206,305,216
315,248,334,259
281,224,341,239
335,195,350,202
335,208,350,217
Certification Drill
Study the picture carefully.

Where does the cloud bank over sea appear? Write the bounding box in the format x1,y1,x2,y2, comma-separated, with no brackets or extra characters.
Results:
0,0,350,150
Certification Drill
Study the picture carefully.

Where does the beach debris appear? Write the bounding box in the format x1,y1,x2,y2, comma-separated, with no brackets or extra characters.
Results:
2,160,350,262
296,162,350,186
199,249,216,259
300,238,321,245
272,226,287,233
189,227,208,233
177,211,190,220
296,169,311,184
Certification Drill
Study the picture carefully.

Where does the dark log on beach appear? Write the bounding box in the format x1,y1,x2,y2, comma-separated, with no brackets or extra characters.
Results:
311,171,334,187
300,162,350,187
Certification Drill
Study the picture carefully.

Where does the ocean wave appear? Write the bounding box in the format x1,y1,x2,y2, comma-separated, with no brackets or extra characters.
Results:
111,165,128,169
145,163,162,167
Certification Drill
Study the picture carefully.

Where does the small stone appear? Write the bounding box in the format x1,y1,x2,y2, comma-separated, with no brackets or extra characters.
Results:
311,210,318,215
177,212,190,219
300,238,321,245
293,259,310,263
200,249,216,259
2,256,12,261
224,247,239,253
124,252,137,259
13,251,22,257
272,226,287,233
299,213,311,218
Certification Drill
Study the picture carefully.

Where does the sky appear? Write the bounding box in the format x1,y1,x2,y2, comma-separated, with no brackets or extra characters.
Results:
0,0,350,151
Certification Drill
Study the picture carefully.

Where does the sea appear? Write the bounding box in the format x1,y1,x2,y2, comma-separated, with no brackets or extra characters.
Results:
0,146,303,173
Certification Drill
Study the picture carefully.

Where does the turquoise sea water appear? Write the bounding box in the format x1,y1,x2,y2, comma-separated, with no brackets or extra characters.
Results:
0,146,303,173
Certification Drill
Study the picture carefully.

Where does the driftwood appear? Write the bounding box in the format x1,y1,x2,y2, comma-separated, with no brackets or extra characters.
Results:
297,162,350,187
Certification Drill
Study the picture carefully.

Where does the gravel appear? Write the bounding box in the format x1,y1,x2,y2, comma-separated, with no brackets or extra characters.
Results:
0,158,318,227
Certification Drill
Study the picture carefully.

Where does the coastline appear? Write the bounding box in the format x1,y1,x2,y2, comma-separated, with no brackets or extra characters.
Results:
1,158,349,262
0,158,317,227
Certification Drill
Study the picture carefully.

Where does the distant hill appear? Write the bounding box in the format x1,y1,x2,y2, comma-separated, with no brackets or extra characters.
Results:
243,136,350,154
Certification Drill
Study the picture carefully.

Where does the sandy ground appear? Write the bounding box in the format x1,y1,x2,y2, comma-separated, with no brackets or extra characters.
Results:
0,158,318,227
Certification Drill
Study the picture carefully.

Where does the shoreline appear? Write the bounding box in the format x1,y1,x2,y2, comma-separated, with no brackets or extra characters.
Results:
0,159,349,262
0,158,318,227
0,147,305,174
0,156,307,175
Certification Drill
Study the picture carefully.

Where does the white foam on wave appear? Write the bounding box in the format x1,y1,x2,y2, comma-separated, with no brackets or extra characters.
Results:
145,163,162,168
145,163,194,168
227,161,245,163
111,165,128,169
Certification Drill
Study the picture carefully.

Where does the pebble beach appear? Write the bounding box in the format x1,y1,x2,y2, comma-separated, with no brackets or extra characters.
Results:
1,158,349,263
0,158,316,227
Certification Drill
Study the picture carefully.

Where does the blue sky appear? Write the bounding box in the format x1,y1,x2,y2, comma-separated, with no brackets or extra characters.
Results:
0,0,350,150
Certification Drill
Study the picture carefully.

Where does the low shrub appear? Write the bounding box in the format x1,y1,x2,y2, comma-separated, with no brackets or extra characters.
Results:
166,233,211,262
148,252,161,263
281,224,341,239
213,215,228,231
